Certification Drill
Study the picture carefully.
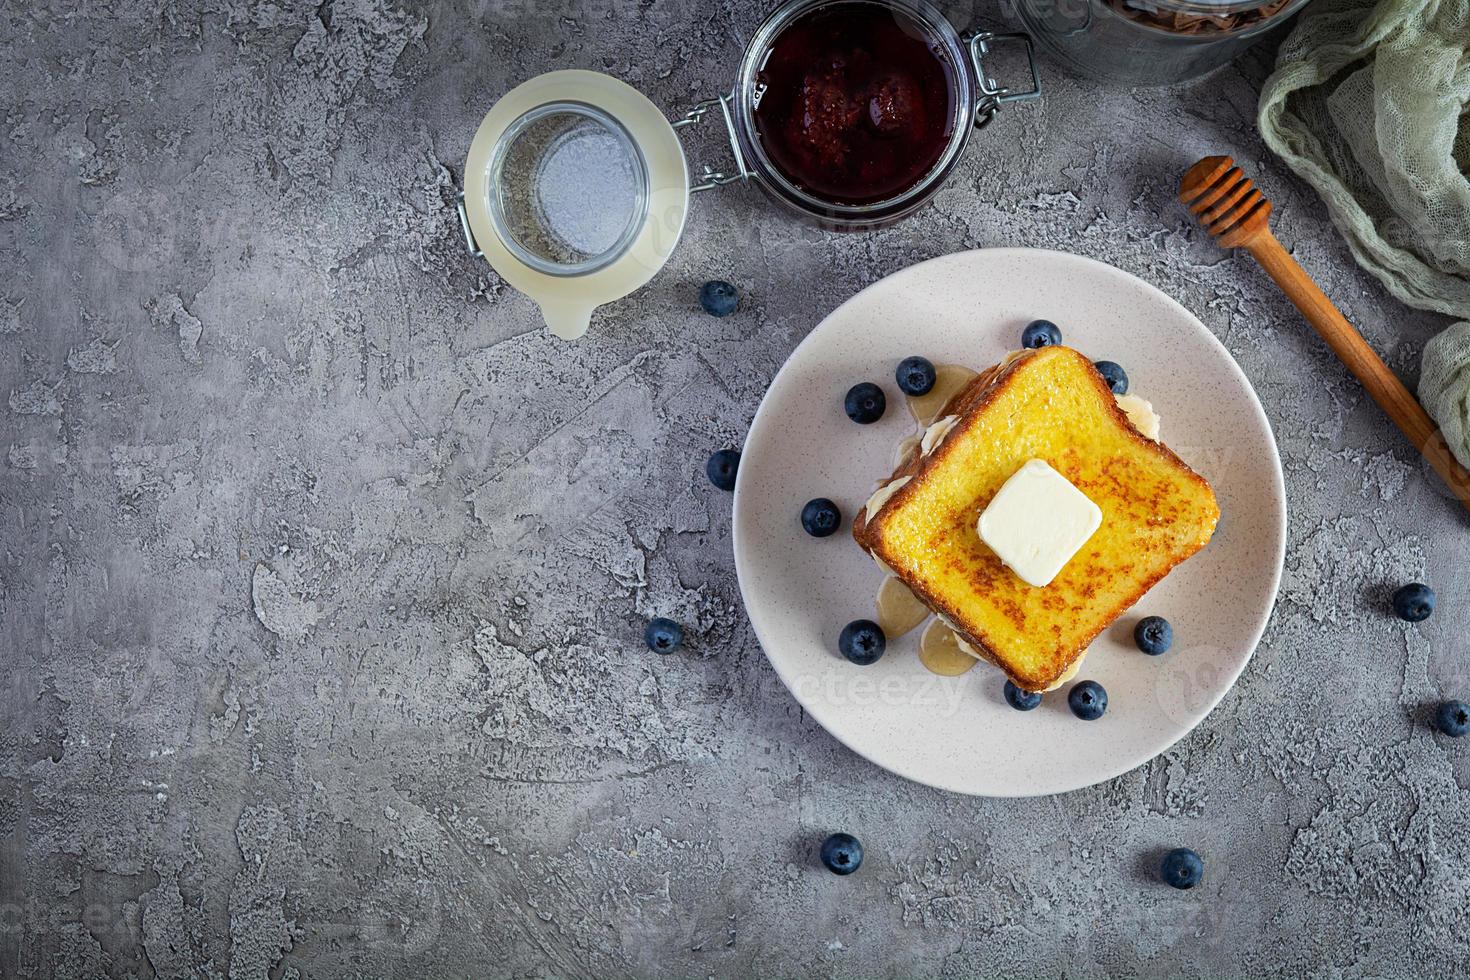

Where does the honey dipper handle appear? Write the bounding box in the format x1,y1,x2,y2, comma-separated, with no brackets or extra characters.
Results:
1245,230,1470,512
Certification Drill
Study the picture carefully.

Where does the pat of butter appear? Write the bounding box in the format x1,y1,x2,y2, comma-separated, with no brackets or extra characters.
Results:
1115,393,1160,441
977,459,1102,587
864,476,911,521
920,414,959,456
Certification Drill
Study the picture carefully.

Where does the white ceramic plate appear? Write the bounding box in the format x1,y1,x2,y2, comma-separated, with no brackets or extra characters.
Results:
732,249,1286,797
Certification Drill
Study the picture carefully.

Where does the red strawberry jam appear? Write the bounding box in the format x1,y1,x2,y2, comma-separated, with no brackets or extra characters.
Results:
753,3,959,206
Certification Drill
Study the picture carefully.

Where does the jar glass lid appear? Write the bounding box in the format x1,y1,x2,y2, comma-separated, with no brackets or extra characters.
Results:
488,101,650,277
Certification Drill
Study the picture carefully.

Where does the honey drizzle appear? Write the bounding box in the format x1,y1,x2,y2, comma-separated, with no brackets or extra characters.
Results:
875,575,930,639
917,619,979,676
906,364,978,426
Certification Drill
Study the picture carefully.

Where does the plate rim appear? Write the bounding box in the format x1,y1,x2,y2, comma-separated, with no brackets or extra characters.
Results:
731,247,1288,797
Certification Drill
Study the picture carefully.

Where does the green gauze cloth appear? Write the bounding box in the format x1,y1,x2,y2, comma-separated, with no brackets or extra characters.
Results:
1421,321,1470,470
1258,0,1470,468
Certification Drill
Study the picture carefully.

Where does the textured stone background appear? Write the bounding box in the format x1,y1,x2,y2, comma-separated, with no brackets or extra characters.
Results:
2,0,1469,977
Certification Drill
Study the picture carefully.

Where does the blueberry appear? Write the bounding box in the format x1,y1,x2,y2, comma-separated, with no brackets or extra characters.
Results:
801,497,842,537
819,832,864,875
699,280,739,317
1094,360,1128,394
844,382,886,424
1004,680,1042,711
1392,583,1435,622
644,618,683,653
1022,319,1062,349
1435,700,1469,737
1160,848,1204,890
838,619,886,665
705,449,740,491
895,356,937,396
1068,680,1108,720
1134,616,1173,656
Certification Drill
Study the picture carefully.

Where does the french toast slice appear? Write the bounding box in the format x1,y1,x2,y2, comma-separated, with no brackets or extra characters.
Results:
852,345,1219,692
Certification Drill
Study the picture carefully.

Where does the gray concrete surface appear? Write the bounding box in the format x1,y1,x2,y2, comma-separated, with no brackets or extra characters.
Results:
2,1,1468,977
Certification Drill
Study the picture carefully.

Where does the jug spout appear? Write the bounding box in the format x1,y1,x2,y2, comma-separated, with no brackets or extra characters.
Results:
540,300,594,341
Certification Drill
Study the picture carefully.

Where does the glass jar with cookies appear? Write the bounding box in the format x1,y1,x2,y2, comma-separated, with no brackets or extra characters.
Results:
1013,0,1307,85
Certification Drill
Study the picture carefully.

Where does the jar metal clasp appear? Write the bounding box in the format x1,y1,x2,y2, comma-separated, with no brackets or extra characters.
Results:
964,31,1043,129
670,94,753,193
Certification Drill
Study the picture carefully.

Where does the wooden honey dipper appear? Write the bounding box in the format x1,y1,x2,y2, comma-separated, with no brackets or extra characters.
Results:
1180,155,1470,514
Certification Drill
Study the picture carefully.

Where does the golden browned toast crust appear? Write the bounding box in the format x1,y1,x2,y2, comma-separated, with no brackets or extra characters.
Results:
852,347,1217,691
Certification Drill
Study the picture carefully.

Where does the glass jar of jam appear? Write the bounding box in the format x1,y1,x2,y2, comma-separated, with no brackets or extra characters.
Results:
457,0,1041,338
726,0,1041,227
